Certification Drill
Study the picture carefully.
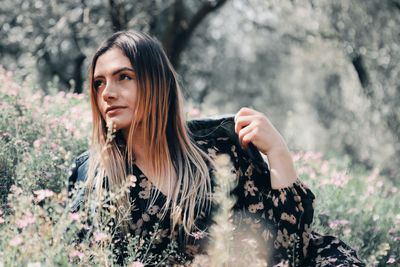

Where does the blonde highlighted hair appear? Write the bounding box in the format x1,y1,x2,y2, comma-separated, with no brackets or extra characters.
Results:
85,31,213,235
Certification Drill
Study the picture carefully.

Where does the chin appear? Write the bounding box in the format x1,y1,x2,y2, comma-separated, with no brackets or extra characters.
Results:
105,117,128,130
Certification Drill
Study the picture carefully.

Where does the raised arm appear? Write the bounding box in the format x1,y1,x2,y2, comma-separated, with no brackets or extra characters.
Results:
234,107,298,189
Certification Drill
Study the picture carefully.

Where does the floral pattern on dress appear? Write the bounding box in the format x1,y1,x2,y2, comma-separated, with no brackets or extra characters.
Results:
112,130,364,266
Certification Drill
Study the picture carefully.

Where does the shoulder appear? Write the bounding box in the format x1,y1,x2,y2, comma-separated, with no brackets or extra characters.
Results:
188,115,272,190
187,114,235,139
187,115,235,154
187,115,267,167
75,150,89,167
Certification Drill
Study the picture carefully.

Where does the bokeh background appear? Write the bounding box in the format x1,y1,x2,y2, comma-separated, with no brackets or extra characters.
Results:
0,0,399,266
2,0,400,182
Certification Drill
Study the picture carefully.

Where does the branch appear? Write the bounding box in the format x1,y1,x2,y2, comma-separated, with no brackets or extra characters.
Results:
0,43,22,56
170,0,228,67
351,54,372,97
392,0,400,10
186,0,227,35
109,0,126,31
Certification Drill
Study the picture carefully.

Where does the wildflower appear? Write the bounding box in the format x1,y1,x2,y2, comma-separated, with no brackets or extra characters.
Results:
331,171,350,187
130,261,144,267
387,256,396,264
389,187,398,194
33,139,43,149
69,212,80,221
9,236,23,247
94,232,109,242
0,217,4,224
328,219,350,229
291,152,301,163
10,185,23,195
188,107,201,118
16,212,36,228
58,91,66,98
33,189,54,201
191,254,210,267
27,262,41,267
192,231,206,240
69,249,85,259
127,174,137,187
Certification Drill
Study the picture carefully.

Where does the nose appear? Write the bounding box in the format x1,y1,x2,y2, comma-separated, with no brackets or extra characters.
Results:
102,82,117,102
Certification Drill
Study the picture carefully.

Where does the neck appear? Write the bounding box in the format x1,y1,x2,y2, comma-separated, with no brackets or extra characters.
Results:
123,125,177,196
122,125,147,165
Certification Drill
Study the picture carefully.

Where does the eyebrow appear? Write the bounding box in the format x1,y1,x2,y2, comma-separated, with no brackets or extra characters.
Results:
112,67,135,76
94,67,135,79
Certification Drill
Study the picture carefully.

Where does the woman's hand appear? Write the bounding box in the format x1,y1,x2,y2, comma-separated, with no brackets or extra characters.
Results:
234,107,298,189
234,107,287,155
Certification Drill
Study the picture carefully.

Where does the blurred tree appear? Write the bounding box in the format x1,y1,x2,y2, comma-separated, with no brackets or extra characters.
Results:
0,0,227,93
1,0,399,181
320,0,400,179
180,0,400,181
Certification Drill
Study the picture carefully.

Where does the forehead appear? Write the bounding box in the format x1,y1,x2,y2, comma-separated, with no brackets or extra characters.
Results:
94,48,133,77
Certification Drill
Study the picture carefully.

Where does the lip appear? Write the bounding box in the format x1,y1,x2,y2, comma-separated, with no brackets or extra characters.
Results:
106,106,127,115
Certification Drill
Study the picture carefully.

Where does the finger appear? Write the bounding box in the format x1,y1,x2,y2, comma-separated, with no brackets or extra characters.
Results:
234,107,257,123
234,115,255,134
238,124,254,149
242,129,256,150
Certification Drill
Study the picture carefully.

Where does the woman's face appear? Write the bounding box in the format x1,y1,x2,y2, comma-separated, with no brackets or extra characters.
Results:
93,48,139,135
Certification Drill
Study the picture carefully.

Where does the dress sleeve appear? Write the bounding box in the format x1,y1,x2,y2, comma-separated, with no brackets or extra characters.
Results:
213,136,316,265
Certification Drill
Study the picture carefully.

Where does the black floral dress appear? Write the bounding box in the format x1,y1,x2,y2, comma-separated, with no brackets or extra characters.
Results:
69,117,365,266
110,128,365,267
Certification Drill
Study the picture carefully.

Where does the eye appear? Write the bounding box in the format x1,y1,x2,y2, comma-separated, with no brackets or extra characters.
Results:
94,79,104,90
119,73,132,81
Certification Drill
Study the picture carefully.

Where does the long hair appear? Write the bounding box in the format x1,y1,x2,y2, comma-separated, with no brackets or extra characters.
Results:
85,31,213,235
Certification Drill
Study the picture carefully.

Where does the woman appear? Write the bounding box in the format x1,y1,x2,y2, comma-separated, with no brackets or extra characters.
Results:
68,30,365,266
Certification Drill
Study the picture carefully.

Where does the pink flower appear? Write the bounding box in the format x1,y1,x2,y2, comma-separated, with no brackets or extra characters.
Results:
69,249,85,259
58,91,66,98
9,236,23,246
291,152,301,163
188,107,201,118
94,232,109,242
0,217,4,224
387,256,396,264
192,231,206,240
33,139,43,149
33,189,54,201
328,219,350,229
69,212,80,221
331,171,350,187
131,261,144,267
16,212,36,228
10,185,23,195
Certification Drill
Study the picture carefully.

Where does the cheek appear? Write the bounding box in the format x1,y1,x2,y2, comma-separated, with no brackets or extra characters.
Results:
123,88,138,109
96,98,106,118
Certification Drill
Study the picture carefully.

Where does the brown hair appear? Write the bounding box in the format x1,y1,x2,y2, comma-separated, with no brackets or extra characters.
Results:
85,31,213,235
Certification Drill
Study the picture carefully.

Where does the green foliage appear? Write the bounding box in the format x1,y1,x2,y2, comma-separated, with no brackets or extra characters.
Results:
0,69,398,266
0,68,90,207
293,151,399,266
